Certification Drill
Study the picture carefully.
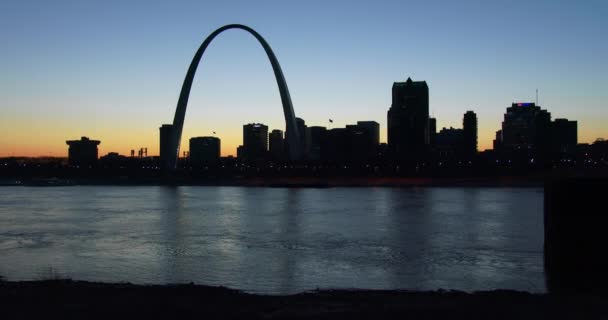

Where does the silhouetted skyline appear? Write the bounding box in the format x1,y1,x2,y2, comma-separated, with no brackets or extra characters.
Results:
1,1,607,157
2,67,594,175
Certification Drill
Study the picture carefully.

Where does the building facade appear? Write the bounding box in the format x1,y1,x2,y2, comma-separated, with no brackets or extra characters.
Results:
242,123,268,161
268,129,285,161
435,127,464,159
308,126,327,161
463,111,478,158
551,119,577,154
189,136,220,167
497,103,552,154
66,136,100,167
387,77,429,160
159,124,175,169
429,117,437,147
346,121,380,161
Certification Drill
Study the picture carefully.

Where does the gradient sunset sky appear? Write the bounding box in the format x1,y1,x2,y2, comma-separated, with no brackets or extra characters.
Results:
1,0,606,157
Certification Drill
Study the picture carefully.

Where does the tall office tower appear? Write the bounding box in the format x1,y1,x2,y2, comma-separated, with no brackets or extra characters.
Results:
243,123,269,161
551,119,578,153
308,126,327,161
346,121,380,161
325,128,348,162
66,136,100,167
159,124,175,169
500,103,551,155
189,136,220,167
269,129,285,161
429,117,437,147
463,111,478,157
284,117,308,160
295,117,310,158
387,77,429,160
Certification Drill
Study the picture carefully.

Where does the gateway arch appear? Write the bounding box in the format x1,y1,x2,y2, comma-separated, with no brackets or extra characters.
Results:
161,24,303,170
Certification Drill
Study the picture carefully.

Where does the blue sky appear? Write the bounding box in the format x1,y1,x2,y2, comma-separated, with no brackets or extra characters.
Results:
1,0,606,156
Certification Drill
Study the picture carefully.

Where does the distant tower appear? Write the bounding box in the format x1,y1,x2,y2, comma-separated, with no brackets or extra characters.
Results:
189,136,221,167
296,117,309,158
500,103,551,154
387,77,429,160
346,121,380,161
308,126,327,161
269,129,285,161
159,124,175,169
243,123,269,161
66,136,100,167
463,111,478,157
550,119,577,153
429,117,437,147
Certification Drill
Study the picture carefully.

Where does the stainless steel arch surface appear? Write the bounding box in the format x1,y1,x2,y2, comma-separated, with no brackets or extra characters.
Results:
166,24,302,170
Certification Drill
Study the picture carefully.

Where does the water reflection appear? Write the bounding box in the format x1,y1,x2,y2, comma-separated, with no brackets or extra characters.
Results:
158,186,188,283
277,188,302,293
0,186,545,293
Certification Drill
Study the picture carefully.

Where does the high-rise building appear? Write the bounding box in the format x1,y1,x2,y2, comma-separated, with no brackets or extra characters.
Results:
429,118,437,147
308,126,327,161
269,129,285,161
295,117,309,158
66,136,100,167
346,121,380,161
499,103,551,155
325,128,348,162
243,123,268,161
189,136,220,167
551,119,577,153
463,111,478,157
284,117,308,160
387,77,429,160
159,124,175,169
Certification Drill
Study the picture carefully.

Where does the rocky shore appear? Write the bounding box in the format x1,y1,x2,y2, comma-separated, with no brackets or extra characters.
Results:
1,280,607,319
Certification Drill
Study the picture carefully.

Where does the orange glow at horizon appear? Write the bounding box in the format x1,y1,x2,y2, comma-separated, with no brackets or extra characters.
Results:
1,122,605,158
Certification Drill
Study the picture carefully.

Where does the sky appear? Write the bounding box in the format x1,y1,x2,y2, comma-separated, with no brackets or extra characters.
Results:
0,0,606,157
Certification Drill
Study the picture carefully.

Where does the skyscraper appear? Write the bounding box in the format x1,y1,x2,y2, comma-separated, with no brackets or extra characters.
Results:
551,119,577,153
159,124,175,169
295,117,309,158
308,126,327,161
500,103,551,154
387,77,429,160
346,121,380,161
269,129,285,161
429,117,437,147
463,111,478,157
325,128,348,162
243,123,268,161
189,136,220,167
66,136,100,167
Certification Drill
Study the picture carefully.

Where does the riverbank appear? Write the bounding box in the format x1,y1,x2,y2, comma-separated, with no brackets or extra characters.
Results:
1,280,606,319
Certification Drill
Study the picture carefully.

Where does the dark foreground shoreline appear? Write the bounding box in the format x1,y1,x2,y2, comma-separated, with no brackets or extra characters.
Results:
1,280,607,319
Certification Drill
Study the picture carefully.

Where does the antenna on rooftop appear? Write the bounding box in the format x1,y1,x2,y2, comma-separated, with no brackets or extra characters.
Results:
536,89,539,105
